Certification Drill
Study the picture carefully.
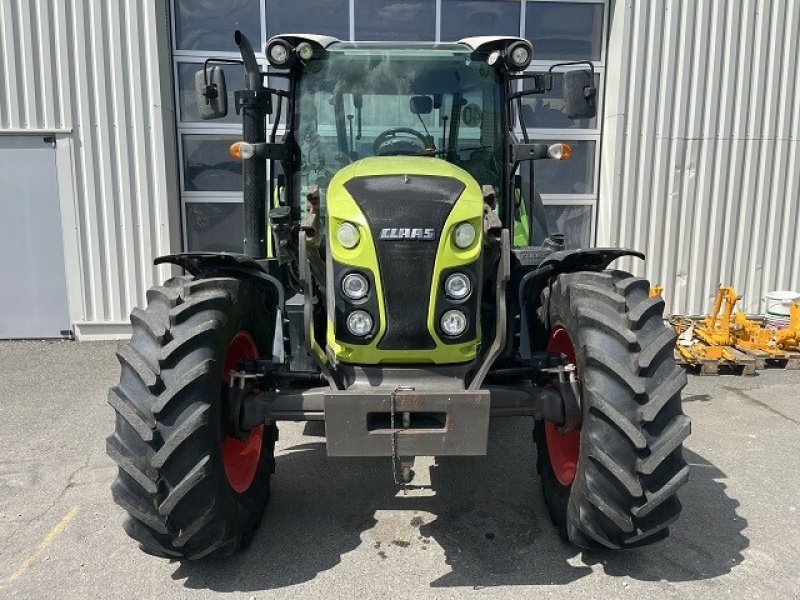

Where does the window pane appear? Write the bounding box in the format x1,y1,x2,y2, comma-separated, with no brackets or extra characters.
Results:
533,140,595,194
545,205,592,249
186,203,244,252
526,2,604,61
266,0,349,40
354,0,436,41
441,0,520,40
174,0,260,51
182,135,242,192
521,73,600,129
177,63,245,124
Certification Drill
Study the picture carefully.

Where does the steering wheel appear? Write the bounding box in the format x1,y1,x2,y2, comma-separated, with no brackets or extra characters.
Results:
373,127,430,156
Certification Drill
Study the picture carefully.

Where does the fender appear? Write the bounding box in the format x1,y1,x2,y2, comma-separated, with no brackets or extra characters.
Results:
516,248,645,359
154,252,285,311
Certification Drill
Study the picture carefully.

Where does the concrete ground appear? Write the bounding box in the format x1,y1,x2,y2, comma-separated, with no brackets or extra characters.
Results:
0,340,798,599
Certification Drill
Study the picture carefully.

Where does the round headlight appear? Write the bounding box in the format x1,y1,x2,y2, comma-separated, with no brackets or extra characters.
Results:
342,273,369,300
445,273,471,300
440,310,467,337
453,222,476,249
511,46,530,66
337,222,360,249
507,42,532,70
347,310,373,337
267,41,291,66
296,42,314,61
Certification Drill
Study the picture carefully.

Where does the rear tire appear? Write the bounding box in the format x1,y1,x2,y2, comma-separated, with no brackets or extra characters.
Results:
107,275,277,559
534,270,690,549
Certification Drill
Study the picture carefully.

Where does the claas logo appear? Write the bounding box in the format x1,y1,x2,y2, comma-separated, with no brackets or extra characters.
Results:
379,228,436,241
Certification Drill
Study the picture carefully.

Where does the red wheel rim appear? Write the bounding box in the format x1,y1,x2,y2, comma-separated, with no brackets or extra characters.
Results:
221,331,264,494
545,326,580,486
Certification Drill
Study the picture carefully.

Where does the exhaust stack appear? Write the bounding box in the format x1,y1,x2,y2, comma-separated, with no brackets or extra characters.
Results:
235,30,268,258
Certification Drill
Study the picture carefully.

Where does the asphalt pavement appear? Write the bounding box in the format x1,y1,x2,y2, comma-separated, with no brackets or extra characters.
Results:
0,339,798,599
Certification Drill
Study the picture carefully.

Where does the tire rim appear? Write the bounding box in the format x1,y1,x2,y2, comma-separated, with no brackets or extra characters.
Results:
545,325,581,486
221,330,264,494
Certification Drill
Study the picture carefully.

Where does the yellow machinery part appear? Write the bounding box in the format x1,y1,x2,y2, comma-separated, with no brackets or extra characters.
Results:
670,287,800,363
694,285,740,347
732,311,780,354
773,302,800,351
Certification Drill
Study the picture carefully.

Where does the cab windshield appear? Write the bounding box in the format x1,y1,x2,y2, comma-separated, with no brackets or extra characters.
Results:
294,44,504,206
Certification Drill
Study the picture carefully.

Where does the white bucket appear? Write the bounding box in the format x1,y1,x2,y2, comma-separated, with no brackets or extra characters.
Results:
765,291,800,328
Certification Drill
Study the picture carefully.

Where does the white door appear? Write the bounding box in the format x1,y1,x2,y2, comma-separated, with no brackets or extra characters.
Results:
0,136,70,338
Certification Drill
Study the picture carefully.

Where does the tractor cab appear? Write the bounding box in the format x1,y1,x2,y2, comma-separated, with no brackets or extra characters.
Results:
292,42,506,214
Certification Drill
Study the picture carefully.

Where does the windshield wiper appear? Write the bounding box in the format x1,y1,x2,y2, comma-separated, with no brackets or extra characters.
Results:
416,113,437,153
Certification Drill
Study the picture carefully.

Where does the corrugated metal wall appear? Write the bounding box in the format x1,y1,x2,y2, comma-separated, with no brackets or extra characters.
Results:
0,0,179,338
599,0,800,314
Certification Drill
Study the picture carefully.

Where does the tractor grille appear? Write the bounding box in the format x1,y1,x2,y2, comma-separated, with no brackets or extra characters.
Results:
344,174,465,350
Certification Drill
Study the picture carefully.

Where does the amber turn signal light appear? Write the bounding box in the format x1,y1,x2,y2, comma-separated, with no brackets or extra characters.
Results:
547,143,573,160
229,141,255,160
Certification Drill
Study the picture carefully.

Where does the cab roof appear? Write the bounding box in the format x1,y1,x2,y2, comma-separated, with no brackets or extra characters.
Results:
266,34,529,55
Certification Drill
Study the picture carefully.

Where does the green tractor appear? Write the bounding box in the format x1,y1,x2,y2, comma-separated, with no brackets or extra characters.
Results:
107,31,690,558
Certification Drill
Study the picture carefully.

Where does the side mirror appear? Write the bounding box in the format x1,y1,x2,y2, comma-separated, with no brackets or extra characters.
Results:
409,95,433,115
195,66,228,120
563,69,597,120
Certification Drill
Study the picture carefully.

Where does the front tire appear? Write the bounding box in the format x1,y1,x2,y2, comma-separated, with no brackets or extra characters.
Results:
107,276,277,559
534,270,690,549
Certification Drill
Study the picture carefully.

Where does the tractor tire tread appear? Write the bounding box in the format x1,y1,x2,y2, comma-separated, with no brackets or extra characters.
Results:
115,343,158,387
107,386,155,440
108,275,275,559
152,404,210,469
535,269,689,550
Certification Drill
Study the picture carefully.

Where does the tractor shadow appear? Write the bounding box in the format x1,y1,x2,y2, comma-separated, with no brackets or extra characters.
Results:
171,420,747,591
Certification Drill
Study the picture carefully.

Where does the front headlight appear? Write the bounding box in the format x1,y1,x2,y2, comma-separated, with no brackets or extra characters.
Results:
453,222,476,249
266,40,292,67
337,222,360,249
346,310,373,337
445,273,471,300
342,273,369,300
507,42,532,70
296,42,314,61
440,310,467,337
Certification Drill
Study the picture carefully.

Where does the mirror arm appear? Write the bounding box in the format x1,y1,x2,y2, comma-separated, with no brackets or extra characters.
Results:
508,73,554,92
203,58,243,85
548,60,596,77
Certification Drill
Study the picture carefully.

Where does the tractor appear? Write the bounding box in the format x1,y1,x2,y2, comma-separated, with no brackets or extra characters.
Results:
107,31,690,559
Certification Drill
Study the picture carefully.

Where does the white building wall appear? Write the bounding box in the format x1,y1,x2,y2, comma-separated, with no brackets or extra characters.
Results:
600,0,800,315
0,0,179,338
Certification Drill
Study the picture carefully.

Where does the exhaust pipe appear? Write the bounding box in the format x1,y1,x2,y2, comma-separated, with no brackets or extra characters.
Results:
234,30,268,258
235,30,262,90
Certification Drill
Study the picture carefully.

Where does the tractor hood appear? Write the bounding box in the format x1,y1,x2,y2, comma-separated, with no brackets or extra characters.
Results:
325,156,485,364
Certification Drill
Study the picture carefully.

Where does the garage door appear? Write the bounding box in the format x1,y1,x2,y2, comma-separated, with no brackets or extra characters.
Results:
0,136,70,339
